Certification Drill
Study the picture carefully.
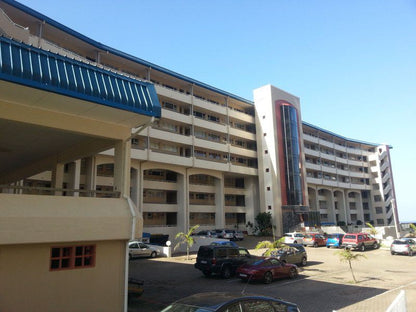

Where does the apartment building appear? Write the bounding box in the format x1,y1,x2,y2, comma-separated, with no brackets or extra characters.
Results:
0,0,399,286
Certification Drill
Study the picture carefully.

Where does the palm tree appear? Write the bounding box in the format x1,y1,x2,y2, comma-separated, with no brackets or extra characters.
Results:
365,222,378,236
335,248,366,283
255,237,286,256
174,224,200,260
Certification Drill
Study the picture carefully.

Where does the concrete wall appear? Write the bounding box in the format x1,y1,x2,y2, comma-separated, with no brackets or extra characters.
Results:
0,240,126,312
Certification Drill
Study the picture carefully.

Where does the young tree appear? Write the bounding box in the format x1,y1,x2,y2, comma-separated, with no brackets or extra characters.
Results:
255,237,286,256
365,222,378,236
335,248,366,283
174,224,200,260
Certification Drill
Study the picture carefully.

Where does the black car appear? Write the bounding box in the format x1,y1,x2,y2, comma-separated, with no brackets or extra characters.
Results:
160,292,300,312
268,243,307,266
194,245,255,278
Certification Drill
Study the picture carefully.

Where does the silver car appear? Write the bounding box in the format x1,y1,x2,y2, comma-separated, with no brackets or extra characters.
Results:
129,241,159,259
390,238,416,256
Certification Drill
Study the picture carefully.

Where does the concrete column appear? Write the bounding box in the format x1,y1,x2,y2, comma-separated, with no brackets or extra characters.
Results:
114,140,131,198
51,163,64,196
67,160,81,197
130,167,139,207
357,192,364,224
177,173,187,233
215,177,225,228
328,190,336,224
85,156,97,197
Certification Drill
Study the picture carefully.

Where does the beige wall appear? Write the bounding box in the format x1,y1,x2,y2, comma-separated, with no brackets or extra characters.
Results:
0,240,126,312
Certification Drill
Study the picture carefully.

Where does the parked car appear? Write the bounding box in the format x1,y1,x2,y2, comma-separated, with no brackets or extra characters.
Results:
268,243,307,266
210,241,239,247
283,232,305,244
193,230,218,238
214,229,235,239
128,241,159,259
232,230,245,241
326,233,344,248
341,232,379,251
303,233,326,247
236,257,299,284
160,292,301,312
391,238,416,256
194,245,255,278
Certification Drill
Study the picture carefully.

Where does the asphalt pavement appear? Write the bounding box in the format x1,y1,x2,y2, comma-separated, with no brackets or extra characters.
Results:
128,236,416,312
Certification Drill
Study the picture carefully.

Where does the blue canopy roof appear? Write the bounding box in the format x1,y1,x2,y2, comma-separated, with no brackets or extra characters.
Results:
0,36,161,118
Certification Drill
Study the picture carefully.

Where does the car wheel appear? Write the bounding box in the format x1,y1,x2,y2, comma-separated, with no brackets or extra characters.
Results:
221,266,232,279
391,251,395,255
150,251,157,258
289,267,298,279
263,271,273,284
326,245,330,248
360,244,365,252
293,241,297,244
301,257,307,266
129,253,132,260
313,242,318,248
203,270,211,277
373,243,379,249
409,250,413,257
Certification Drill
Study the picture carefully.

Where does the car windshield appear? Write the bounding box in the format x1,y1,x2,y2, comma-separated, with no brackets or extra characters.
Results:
160,303,213,312
304,234,313,238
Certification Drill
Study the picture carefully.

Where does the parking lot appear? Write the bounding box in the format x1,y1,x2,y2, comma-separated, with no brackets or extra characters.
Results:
128,236,416,312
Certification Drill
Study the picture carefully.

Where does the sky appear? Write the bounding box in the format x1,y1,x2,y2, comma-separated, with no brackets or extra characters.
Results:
16,0,416,222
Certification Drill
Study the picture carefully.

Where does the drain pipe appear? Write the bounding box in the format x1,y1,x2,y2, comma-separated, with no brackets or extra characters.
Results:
125,117,155,143
123,195,138,312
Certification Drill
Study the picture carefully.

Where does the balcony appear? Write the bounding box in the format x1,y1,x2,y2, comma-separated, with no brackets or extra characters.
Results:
228,108,255,123
155,84,192,104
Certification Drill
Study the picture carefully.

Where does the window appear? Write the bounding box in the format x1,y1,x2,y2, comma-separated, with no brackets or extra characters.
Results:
50,245,95,271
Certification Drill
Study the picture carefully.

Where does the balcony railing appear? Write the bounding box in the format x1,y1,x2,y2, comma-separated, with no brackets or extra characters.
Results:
0,185,121,198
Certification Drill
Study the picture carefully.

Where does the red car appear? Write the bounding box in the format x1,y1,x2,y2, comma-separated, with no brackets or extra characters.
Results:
236,257,298,284
303,233,327,247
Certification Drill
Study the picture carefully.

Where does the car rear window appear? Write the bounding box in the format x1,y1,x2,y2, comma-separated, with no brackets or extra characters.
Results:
197,247,213,258
393,240,408,245
344,235,356,239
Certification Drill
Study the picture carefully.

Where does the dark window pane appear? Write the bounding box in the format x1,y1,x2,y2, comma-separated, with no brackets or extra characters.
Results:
50,259,60,269
51,248,60,258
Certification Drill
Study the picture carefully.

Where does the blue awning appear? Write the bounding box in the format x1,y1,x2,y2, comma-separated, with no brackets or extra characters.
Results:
0,36,161,119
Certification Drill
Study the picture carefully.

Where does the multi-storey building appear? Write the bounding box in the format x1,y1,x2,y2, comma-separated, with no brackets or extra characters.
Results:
0,1,399,309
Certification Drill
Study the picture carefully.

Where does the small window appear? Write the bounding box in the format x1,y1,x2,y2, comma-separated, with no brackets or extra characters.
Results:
268,205,272,210
264,150,268,154
266,168,270,172
263,133,267,136
267,187,271,191
50,245,96,271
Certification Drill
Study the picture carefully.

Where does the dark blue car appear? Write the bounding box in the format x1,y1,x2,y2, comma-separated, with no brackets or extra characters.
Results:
326,233,344,248
160,292,300,312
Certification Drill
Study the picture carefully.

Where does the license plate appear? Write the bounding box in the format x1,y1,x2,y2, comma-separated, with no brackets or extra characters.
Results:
239,273,247,277
201,260,207,264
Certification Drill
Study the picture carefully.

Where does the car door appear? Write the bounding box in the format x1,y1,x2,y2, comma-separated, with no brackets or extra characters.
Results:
129,243,139,258
138,243,150,257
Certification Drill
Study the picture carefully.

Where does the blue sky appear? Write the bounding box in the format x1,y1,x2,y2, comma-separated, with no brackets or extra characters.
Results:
18,0,415,222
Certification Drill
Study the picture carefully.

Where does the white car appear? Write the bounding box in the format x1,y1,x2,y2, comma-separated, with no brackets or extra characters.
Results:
129,241,159,259
283,232,305,245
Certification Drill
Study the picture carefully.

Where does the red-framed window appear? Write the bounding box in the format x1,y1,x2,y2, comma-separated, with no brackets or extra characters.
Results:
50,245,96,271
